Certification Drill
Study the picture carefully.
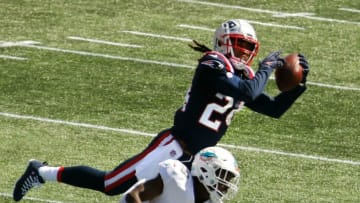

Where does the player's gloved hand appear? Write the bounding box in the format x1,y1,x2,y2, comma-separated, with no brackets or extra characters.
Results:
259,50,284,69
298,53,310,84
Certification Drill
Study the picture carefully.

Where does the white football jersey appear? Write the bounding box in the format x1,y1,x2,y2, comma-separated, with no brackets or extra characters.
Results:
150,159,195,203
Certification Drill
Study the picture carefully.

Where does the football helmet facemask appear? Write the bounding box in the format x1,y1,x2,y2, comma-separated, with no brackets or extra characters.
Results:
191,146,240,203
214,19,259,69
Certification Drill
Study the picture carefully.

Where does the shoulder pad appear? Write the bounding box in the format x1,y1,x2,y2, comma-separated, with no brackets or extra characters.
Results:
199,51,235,73
159,159,189,189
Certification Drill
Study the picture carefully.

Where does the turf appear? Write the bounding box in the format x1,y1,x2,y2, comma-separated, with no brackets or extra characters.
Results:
0,0,359,202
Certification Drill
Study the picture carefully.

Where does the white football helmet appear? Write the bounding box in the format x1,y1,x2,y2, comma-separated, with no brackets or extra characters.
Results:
191,146,240,203
214,19,259,67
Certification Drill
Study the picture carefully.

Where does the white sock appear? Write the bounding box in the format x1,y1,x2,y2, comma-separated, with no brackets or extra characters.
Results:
38,166,61,182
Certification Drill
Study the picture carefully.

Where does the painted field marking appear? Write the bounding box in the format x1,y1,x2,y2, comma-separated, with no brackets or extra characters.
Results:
178,0,280,15
117,31,360,91
247,20,305,30
0,40,40,48
268,76,360,91
0,111,359,166
339,8,360,13
306,81,360,91
177,24,214,32
0,54,27,60
67,36,142,48
220,143,360,165
178,21,305,31
0,112,154,137
120,30,193,42
177,0,360,26
20,43,193,69
0,192,70,203
295,14,360,25
13,42,360,91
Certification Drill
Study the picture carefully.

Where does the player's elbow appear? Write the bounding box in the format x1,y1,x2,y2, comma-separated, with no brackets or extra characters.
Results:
243,91,262,103
271,112,283,119
268,109,286,119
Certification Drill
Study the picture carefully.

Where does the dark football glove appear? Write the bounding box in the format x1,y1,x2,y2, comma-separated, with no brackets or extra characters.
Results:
259,50,284,69
298,53,310,84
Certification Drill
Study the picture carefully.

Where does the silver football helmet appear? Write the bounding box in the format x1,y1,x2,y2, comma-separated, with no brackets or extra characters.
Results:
214,19,259,67
191,146,240,203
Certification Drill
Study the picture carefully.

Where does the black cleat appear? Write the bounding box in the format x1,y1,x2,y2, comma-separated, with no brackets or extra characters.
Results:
13,159,46,202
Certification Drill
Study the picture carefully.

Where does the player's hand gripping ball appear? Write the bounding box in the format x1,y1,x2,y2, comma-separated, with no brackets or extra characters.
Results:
275,53,303,92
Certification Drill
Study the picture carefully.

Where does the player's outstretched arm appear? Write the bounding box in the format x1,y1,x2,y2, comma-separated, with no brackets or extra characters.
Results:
245,85,307,118
244,54,310,118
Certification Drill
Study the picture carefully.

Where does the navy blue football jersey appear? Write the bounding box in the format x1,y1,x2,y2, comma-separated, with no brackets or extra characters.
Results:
171,51,306,154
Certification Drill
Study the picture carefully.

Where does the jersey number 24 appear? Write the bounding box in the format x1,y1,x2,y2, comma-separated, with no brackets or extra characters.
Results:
182,90,243,132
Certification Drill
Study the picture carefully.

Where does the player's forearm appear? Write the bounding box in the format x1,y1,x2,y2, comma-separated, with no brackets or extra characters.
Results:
125,194,141,203
241,67,273,102
245,85,307,118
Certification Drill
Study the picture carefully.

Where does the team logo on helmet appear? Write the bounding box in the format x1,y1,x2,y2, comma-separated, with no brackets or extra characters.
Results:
199,151,217,161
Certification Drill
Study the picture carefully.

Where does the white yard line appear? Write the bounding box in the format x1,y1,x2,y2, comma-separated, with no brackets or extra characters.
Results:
0,54,27,60
339,8,360,13
0,112,155,137
177,0,360,26
0,111,359,166
177,0,280,15
178,21,305,31
67,36,142,48
220,144,360,165
12,43,360,91
271,76,360,91
20,44,194,69
120,30,193,42
177,24,214,32
297,14,360,25
247,20,305,30
0,40,40,48
3,40,358,91
306,81,360,91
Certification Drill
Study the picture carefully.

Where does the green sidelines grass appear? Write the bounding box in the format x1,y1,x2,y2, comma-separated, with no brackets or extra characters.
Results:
1,0,359,202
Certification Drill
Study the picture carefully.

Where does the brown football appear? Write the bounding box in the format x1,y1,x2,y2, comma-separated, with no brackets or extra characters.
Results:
275,53,303,92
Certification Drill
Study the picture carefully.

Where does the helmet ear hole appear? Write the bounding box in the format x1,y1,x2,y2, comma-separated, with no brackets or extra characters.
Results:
200,167,208,173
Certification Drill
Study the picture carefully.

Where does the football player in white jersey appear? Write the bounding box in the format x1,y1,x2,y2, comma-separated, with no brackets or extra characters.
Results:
120,146,240,203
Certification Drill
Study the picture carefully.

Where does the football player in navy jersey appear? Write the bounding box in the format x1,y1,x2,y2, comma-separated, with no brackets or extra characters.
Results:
13,19,309,202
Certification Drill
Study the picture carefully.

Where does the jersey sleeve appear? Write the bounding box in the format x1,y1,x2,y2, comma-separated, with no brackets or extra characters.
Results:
155,159,195,203
198,51,235,73
196,51,273,103
245,85,307,118
158,159,190,191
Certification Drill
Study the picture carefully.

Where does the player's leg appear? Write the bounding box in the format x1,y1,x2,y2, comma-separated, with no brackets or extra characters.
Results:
103,129,183,195
13,159,47,201
13,160,106,201
13,129,184,200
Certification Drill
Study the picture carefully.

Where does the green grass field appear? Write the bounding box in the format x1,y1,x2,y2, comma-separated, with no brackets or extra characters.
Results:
1,0,359,202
